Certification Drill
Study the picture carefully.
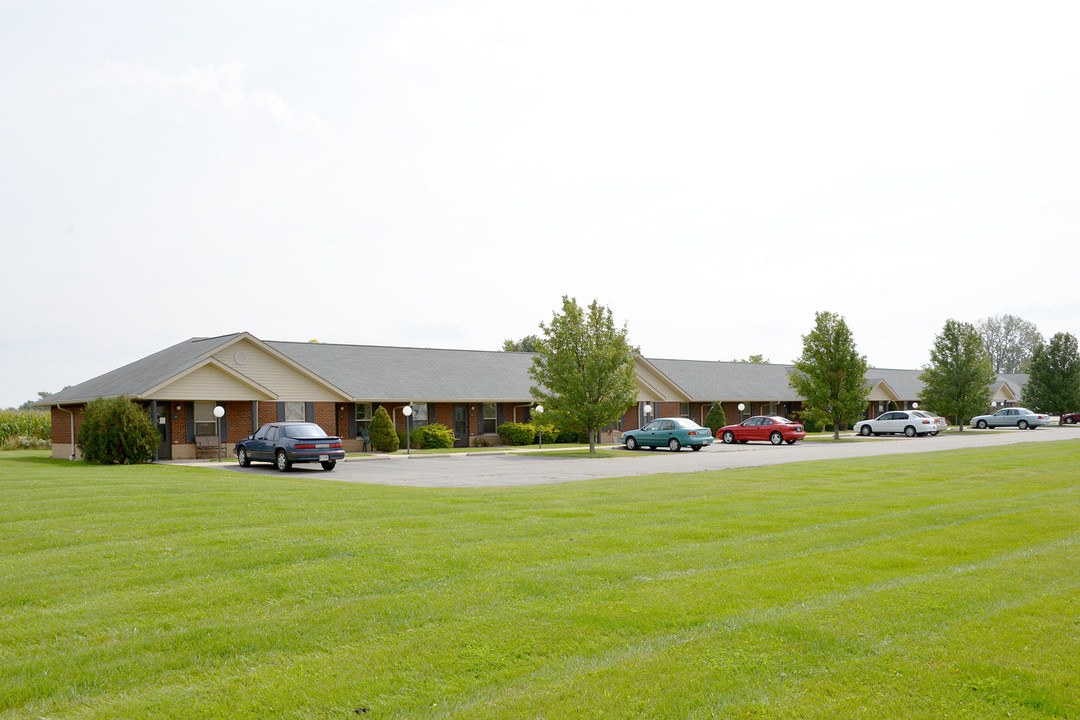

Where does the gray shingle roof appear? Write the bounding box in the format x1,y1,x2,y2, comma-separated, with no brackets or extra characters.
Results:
268,341,538,401
646,358,803,400
39,334,243,404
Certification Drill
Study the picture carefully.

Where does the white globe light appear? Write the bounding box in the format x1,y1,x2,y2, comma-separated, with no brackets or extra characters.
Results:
402,405,413,417
738,403,745,412
213,405,224,418
644,404,652,414
912,402,919,409
535,405,544,414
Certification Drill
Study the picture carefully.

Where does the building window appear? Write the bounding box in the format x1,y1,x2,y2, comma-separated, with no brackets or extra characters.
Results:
409,403,429,427
679,403,690,418
356,404,372,437
481,403,497,434
284,402,305,422
194,401,217,437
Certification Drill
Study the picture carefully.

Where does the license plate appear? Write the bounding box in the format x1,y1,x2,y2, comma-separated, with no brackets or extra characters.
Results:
319,454,329,461
316,443,329,449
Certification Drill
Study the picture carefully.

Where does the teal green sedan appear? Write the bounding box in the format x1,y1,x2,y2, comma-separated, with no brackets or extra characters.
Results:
623,418,714,452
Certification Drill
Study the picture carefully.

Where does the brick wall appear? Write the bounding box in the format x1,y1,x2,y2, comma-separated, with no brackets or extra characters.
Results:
225,401,252,443
258,401,277,427
313,402,336,436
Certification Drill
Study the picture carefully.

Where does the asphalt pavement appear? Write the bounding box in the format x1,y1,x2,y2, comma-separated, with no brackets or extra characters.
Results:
213,425,1080,488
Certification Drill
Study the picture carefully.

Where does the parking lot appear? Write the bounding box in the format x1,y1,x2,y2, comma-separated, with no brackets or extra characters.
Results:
217,425,1080,488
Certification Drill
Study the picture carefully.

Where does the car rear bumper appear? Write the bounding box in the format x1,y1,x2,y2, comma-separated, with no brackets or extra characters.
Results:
287,450,346,463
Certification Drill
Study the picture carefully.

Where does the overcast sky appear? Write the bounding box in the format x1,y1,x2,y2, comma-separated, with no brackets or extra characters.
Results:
3,1,1079,408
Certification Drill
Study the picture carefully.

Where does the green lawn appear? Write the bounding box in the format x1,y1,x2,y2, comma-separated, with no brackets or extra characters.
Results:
2,443,1078,719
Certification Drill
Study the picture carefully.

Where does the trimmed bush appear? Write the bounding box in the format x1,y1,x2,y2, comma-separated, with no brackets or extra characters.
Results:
703,402,727,434
413,423,454,449
77,396,160,464
369,406,399,452
497,422,536,446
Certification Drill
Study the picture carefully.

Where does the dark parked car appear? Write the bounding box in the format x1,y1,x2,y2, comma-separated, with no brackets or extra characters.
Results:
622,418,714,451
719,416,806,445
1062,412,1080,425
236,422,345,471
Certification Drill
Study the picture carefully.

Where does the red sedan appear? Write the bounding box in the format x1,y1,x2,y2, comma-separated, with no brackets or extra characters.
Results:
719,416,806,445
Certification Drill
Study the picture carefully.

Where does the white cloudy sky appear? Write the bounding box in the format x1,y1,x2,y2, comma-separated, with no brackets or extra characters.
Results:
3,1,1079,408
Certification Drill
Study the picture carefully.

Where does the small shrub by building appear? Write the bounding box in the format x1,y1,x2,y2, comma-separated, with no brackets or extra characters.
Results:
497,422,536,446
77,396,160,464
370,406,399,452
412,423,454,449
703,402,727,435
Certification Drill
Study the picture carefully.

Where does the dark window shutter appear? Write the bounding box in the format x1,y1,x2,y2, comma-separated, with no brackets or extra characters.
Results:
496,403,505,427
428,403,436,427
185,402,195,443
251,402,259,434
306,402,314,422
277,402,285,421
218,404,227,442
347,403,356,439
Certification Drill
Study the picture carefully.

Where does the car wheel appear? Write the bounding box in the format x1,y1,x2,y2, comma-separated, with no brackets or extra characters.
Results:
275,449,291,472
237,446,250,467
691,444,702,451
625,436,638,451
860,425,872,436
930,431,939,436
1066,417,1076,424
786,439,797,445
648,446,657,450
976,419,988,429
320,460,336,471
1018,420,1029,430
723,430,735,444
770,432,783,445
668,438,681,452
904,426,916,437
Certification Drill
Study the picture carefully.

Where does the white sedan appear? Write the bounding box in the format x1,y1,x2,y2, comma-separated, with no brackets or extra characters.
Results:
970,407,1052,430
854,410,938,437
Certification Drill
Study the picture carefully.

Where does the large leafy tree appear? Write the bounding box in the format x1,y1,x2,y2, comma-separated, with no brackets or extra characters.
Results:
501,335,541,352
789,311,869,440
528,296,638,453
976,314,1043,373
1022,332,1080,422
919,319,996,431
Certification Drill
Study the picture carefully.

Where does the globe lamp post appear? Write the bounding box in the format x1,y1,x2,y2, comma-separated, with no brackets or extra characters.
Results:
535,405,544,450
402,405,413,456
213,405,225,462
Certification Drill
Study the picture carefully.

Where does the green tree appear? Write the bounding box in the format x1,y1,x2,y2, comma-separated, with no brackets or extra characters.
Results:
731,354,768,363
703,402,728,435
1022,332,1080,422
919,319,995,431
369,405,399,452
528,296,638,453
976,314,1043,373
501,335,541,352
789,311,870,440
77,396,161,464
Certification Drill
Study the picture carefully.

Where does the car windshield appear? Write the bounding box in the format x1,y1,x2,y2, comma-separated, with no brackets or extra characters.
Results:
282,423,328,438
673,419,704,429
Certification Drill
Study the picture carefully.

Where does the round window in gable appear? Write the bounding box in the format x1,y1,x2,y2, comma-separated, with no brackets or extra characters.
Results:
235,350,248,366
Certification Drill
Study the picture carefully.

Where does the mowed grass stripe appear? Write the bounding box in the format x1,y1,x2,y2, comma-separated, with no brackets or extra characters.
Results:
1,442,1078,719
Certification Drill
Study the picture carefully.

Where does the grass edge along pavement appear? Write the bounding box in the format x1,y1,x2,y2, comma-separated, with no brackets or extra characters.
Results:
2,442,1079,719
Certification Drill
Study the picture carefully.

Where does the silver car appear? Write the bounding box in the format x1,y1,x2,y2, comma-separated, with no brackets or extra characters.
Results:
970,407,1051,430
854,410,938,437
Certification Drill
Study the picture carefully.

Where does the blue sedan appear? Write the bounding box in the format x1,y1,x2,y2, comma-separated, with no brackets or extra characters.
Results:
236,421,345,471
623,418,714,451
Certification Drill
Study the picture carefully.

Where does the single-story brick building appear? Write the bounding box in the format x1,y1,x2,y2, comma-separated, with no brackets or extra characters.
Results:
38,332,1027,460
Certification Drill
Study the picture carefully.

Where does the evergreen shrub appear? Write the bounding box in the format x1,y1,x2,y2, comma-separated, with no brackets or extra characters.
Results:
413,423,454,449
77,396,160,464
703,402,727,434
370,406,399,452
497,422,536,446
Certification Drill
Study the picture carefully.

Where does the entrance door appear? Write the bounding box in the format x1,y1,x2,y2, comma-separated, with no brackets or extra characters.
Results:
155,402,172,460
453,404,469,448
